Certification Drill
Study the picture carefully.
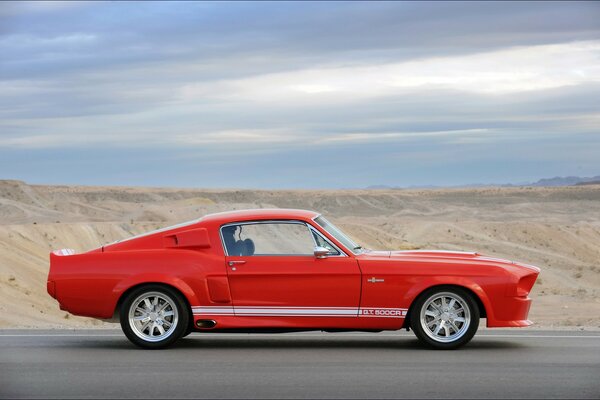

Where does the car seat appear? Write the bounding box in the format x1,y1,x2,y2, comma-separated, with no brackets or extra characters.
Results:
241,238,255,256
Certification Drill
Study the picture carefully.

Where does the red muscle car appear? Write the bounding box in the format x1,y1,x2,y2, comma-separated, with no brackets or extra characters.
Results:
47,209,540,349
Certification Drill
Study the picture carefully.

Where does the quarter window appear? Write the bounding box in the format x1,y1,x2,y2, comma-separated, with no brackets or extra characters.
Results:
311,229,340,256
314,216,362,254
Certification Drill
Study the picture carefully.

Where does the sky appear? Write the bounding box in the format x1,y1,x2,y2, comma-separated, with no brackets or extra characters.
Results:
1,1,599,189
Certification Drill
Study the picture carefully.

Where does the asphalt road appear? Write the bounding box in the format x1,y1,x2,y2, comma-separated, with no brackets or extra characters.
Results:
1,329,599,399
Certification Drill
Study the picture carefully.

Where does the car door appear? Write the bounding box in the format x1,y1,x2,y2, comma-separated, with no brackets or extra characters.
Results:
222,220,361,318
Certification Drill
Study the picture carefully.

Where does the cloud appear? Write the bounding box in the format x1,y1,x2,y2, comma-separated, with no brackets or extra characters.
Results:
316,129,491,145
0,1,599,187
177,40,600,106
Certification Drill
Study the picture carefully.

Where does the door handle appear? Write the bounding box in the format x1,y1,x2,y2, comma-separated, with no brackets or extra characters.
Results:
228,260,246,267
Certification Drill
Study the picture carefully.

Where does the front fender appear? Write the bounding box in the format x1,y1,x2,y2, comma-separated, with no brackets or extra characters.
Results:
402,276,496,323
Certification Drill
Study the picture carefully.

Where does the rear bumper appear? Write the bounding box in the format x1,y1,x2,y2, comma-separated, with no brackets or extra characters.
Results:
487,296,533,327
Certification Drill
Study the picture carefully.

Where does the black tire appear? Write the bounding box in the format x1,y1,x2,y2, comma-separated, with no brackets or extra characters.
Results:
410,286,479,350
181,323,195,338
120,284,190,349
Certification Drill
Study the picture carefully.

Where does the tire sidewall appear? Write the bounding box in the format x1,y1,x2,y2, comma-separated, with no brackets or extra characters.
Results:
181,322,195,338
120,284,190,349
410,286,480,350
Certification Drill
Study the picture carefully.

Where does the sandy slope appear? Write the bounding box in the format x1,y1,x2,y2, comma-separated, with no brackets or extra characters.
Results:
1,180,598,328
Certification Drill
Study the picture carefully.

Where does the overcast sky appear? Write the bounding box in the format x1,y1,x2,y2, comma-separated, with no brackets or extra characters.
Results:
1,1,599,188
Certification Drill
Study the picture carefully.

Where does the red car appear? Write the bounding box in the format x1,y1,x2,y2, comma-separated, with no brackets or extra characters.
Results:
47,209,540,349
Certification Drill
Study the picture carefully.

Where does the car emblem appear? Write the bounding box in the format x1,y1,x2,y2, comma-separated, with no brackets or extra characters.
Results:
367,277,385,283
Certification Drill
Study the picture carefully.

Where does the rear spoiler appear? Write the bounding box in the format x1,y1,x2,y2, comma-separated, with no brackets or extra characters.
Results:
52,249,75,256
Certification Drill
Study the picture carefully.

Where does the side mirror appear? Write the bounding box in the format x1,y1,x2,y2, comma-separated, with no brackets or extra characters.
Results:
314,246,329,259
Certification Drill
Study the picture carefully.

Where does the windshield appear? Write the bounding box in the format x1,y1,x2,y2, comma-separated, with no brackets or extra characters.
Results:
313,216,363,254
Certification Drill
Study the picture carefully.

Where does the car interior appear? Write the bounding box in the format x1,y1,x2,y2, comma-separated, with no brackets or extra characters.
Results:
222,225,255,256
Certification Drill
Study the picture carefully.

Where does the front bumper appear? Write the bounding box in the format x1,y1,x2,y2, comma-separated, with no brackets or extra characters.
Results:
487,295,533,327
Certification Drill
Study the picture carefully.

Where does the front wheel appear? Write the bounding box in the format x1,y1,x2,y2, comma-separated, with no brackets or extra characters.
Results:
410,287,479,349
120,285,189,349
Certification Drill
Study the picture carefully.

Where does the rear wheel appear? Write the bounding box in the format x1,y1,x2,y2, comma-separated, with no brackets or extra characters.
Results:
410,287,479,349
120,285,189,349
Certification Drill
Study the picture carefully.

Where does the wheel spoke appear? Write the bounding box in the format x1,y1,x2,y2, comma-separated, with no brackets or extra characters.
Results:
156,325,165,335
454,317,465,323
162,310,174,317
133,315,149,322
163,320,172,328
448,299,456,309
143,299,152,310
425,310,438,318
140,320,151,332
157,302,170,313
434,322,444,335
443,324,450,337
450,321,461,332
427,319,438,328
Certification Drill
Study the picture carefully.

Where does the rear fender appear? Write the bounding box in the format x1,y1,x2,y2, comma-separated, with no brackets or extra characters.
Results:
111,274,200,313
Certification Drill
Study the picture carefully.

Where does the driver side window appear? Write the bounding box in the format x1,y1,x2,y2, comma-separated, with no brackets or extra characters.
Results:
222,222,315,256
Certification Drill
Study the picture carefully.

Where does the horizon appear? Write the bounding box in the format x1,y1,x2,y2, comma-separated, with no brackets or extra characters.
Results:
1,1,599,189
2,173,599,191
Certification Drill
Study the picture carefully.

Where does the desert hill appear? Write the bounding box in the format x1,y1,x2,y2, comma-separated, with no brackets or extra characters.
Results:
1,180,599,328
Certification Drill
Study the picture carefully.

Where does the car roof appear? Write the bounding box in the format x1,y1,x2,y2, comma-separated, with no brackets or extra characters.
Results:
200,208,320,225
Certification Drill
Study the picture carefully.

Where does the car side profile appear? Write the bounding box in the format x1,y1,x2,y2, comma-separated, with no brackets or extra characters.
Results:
47,209,540,349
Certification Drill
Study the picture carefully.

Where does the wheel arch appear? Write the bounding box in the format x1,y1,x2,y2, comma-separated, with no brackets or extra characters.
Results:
112,280,195,320
403,283,489,329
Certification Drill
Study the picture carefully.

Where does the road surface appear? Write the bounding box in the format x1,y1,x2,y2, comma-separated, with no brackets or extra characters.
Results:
1,329,599,399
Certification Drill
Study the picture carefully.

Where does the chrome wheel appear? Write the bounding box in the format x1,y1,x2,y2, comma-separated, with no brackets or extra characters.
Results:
128,291,179,343
420,291,471,343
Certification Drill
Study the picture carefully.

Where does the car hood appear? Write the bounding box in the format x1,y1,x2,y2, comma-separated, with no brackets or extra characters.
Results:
359,249,540,273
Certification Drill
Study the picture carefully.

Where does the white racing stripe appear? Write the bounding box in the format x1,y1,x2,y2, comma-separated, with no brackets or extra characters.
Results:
192,307,234,315
235,309,358,316
191,306,408,318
